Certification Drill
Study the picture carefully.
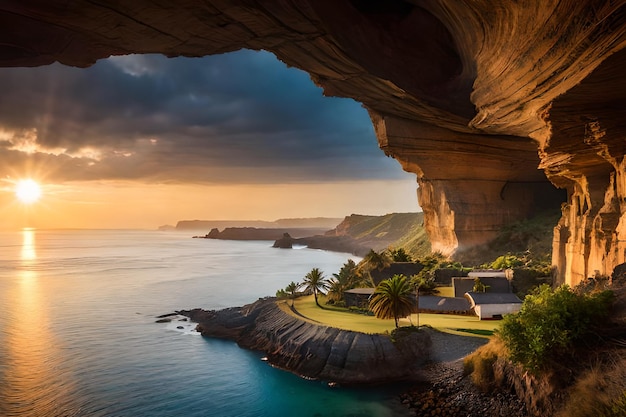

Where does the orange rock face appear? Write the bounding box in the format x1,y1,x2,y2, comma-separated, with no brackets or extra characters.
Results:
1,0,625,285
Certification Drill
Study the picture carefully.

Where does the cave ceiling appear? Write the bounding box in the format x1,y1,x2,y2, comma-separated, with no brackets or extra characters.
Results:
2,0,626,283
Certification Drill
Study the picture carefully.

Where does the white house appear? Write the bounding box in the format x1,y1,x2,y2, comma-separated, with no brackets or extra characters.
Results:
464,292,522,320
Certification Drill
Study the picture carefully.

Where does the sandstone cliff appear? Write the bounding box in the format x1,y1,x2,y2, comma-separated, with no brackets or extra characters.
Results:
2,1,626,284
180,298,432,385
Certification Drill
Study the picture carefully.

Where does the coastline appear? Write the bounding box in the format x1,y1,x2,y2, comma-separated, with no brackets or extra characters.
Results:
176,298,532,416
176,297,492,384
178,297,433,385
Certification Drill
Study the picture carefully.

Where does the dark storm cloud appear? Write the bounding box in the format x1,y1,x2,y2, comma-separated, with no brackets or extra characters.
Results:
0,50,406,183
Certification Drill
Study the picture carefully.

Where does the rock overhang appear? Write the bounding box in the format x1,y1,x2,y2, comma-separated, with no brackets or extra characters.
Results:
1,0,625,284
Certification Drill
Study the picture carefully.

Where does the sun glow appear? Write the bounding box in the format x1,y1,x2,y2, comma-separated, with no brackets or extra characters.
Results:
15,179,42,204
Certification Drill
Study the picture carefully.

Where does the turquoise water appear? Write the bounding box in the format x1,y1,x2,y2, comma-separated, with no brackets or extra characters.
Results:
0,229,411,416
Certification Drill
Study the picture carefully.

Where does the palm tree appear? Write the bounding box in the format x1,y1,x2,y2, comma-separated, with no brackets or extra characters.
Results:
285,281,299,308
326,259,362,304
326,278,345,304
408,275,427,328
359,249,392,272
369,274,414,328
334,259,360,286
389,247,413,262
357,249,392,285
301,267,328,308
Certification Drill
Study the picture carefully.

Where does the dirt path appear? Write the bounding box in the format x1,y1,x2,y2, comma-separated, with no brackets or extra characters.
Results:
428,330,488,364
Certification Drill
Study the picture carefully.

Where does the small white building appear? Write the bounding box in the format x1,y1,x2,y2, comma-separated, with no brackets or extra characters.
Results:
468,270,508,278
464,292,522,320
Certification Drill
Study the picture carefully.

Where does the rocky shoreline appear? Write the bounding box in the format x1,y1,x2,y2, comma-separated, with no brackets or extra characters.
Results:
176,298,531,416
178,297,433,385
400,362,529,417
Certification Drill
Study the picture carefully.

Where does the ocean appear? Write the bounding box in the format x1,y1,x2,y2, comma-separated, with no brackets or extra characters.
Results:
0,229,412,417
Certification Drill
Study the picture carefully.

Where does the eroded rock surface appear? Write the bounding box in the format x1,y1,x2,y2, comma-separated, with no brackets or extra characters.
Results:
180,298,432,385
2,1,626,284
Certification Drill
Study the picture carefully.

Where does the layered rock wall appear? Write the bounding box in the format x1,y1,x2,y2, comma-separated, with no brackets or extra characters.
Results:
2,0,626,284
181,299,431,384
543,48,626,285
372,113,564,256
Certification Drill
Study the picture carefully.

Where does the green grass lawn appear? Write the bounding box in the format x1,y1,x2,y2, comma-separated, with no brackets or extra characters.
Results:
436,286,455,297
284,294,500,338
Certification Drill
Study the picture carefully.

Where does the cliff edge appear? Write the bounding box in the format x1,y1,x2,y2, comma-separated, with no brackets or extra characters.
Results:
179,298,432,385
272,212,431,258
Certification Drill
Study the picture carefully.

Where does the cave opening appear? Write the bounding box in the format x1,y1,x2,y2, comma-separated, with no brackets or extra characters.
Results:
0,49,420,229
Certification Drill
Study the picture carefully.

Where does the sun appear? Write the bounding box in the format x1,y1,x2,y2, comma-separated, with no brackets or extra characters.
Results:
15,179,42,204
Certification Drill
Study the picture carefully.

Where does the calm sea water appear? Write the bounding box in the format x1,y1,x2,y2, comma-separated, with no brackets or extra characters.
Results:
0,229,411,417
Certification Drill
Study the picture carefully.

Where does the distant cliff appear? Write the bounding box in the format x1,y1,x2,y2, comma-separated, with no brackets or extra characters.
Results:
180,298,431,385
199,227,327,240
176,217,343,231
274,213,431,258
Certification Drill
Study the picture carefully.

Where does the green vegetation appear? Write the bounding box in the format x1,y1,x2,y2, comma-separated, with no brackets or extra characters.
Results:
326,259,364,305
388,247,413,262
556,357,626,417
283,294,500,335
333,212,431,259
300,267,328,308
272,209,625,416
456,208,559,267
276,281,301,307
463,338,509,392
357,249,392,284
284,281,299,307
455,328,494,336
488,252,552,279
489,253,524,269
410,273,438,328
472,277,489,293
464,285,624,416
410,273,439,295
498,284,615,373
414,252,465,289
369,274,414,328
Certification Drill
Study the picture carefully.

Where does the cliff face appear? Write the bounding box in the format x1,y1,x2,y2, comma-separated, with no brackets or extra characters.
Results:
181,299,431,385
2,1,626,284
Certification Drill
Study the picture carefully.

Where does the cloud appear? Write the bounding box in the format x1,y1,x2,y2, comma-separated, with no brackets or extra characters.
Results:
0,50,408,184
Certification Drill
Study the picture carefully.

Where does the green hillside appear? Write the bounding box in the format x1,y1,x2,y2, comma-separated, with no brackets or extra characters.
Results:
455,208,560,266
330,209,559,266
329,212,431,258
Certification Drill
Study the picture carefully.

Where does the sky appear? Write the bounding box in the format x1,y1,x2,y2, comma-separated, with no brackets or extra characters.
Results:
0,49,419,230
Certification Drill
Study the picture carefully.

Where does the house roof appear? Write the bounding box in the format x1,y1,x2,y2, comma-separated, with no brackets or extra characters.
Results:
468,270,507,278
464,292,522,305
344,288,375,295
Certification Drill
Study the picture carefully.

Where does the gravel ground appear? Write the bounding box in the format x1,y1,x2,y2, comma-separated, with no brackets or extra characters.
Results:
398,330,530,417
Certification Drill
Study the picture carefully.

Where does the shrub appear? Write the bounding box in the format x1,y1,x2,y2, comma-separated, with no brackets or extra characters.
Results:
490,253,525,269
388,247,413,262
410,271,439,295
463,338,508,392
556,354,626,417
472,277,490,293
498,284,615,373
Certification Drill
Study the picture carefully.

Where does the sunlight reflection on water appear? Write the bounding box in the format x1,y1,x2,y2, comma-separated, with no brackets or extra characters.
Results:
0,230,79,416
0,230,408,417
